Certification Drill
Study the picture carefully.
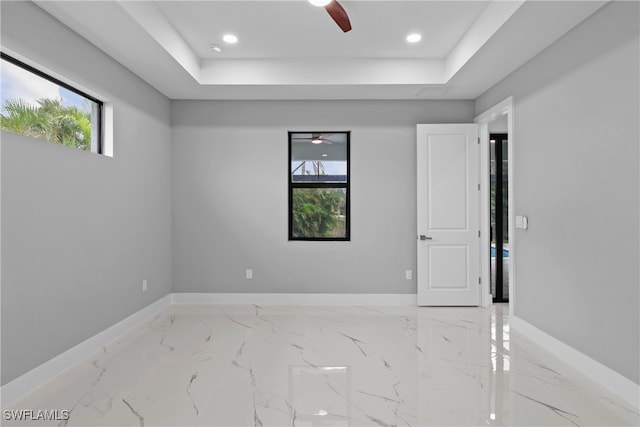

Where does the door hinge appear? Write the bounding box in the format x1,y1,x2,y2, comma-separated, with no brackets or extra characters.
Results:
478,277,482,285
478,230,481,238
477,137,480,144
478,184,481,191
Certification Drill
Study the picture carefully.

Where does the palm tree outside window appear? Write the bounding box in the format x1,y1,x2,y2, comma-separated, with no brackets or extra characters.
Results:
0,52,103,154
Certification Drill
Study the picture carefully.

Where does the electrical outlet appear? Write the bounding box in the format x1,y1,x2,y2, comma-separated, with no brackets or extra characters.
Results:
405,270,413,280
246,269,253,280
142,279,148,292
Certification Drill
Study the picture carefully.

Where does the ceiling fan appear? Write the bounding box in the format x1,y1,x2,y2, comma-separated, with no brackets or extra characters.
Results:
292,134,337,144
309,0,352,33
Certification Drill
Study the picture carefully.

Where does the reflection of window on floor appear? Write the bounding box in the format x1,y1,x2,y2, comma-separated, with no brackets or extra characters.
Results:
0,52,103,154
289,131,350,241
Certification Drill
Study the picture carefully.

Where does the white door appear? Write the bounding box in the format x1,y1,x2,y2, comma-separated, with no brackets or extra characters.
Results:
417,124,480,306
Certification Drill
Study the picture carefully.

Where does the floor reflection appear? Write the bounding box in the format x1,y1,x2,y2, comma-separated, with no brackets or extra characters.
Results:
490,304,510,425
4,304,638,426
289,365,350,426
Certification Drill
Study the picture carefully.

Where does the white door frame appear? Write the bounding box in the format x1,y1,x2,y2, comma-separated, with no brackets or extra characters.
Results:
474,97,515,313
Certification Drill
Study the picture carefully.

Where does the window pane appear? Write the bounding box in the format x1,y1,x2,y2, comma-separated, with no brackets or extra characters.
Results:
0,56,101,152
291,187,347,239
291,132,347,183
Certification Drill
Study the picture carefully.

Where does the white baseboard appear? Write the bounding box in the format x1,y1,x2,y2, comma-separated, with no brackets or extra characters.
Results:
482,292,493,307
510,315,640,411
171,292,418,306
1,295,172,408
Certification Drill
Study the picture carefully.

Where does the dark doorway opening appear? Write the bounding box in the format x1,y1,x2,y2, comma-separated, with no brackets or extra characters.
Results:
491,133,509,303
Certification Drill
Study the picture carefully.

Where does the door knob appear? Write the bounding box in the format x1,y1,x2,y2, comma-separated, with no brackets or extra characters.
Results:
419,235,433,240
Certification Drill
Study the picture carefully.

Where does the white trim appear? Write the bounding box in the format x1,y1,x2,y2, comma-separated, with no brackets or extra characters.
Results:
506,100,514,318
474,96,514,314
0,295,171,407
476,119,491,308
475,96,513,124
511,315,640,411
171,293,418,306
484,293,493,308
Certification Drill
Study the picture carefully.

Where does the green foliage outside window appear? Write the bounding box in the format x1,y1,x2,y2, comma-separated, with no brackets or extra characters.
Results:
292,188,346,238
0,97,92,150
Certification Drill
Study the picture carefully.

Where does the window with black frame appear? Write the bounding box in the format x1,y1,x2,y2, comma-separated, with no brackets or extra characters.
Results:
0,52,103,154
289,131,350,241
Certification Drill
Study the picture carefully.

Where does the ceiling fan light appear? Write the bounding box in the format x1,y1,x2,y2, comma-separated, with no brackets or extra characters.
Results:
309,0,333,7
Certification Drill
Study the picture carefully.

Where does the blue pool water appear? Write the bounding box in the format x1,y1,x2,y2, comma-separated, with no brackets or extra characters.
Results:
491,247,510,258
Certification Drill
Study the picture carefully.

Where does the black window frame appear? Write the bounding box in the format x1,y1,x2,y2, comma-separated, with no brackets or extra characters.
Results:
288,131,351,241
1,52,104,154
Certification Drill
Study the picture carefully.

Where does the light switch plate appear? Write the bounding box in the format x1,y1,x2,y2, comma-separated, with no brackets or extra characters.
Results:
515,215,523,229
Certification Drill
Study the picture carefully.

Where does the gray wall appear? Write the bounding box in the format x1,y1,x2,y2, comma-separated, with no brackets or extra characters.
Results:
1,2,172,384
476,1,639,383
4,0,636,395
171,100,474,294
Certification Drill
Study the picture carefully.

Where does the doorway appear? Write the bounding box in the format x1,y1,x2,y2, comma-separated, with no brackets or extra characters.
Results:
475,96,514,311
417,98,514,307
416,124,480,306
490,132,509,302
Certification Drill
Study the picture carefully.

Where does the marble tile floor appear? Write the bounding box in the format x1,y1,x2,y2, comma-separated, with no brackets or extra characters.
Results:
3,304,638,427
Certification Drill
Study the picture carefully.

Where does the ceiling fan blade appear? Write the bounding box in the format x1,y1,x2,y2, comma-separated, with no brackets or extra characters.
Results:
325,1,352,33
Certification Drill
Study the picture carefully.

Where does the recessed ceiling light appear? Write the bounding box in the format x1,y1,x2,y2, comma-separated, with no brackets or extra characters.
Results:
322,154,328,157
309,0,333,6
406,33,422,43
209,44,222,53
223,34,238,44
312,138,323,144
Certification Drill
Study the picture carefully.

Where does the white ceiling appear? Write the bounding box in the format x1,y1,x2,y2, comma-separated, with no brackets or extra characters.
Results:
154,1,490,59
34,0,608,100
